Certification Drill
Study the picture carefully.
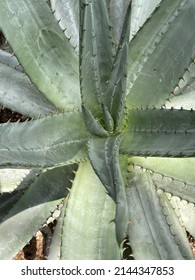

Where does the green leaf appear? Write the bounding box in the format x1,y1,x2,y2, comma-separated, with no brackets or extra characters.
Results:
166,90,195,111
173,62,195,96
157,190,194,259
0,111,88,168
88,135,128,245
47,200,66,260
0,190,26,223
0,165,75,260
0,168,38,193
0,0,81,110
172,198,195,239
0,49,23,71
80,0,130,130
120,108,195,157
129,0,162,40
104,2,130,129
108,0,131,46
80,0,114,119
102,103,114,132
165,63,195,109
0,63,58,117
60,161,120,260
50,0,79,52
151,172,195,205
126,0,195,108
130,157,195,187
82,105,108,137
126,166,193,259
104,44,128,129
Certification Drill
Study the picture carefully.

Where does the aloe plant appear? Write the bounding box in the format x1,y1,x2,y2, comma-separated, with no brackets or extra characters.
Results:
0,0,195,260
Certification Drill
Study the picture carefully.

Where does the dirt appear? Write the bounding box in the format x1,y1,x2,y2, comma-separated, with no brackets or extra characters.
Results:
188,232,195,255
14,222,56,260
0,107,29,123
15,231,45,260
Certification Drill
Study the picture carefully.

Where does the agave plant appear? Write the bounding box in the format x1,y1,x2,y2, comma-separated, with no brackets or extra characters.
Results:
0,0,195,260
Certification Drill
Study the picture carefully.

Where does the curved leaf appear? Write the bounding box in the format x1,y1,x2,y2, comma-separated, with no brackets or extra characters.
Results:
120,108,195,157
0,168,38,193
0,49,23,71
173,199,195,239
130,157,195,187
166,89,195,111
104,34,129,129
126,166,193,259
0,165,75,260
47,201,66,260
165,63,195,109
157,189,194,259
108,0,131,46
0,190,26,223
0,111,88,168
0,63,58,117
151,173,195,205
88,135,128,245
82,105,108,137
59,162,120,260
0,0,81,110
50,0,79,53
129,0,162,40
126,0,195,108
173,62,195,96
80,0,114,120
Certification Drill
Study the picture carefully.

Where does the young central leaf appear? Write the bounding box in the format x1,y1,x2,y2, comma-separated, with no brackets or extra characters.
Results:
80,0,114,121
80,0,130,135
88,135,128,245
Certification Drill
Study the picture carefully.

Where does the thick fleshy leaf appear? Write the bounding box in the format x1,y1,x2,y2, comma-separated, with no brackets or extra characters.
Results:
81,105,108,137
157,189,194,259
102,103,114,132
165,63,195,109
151,173,195,205
80,0,114,120
80,0,130,131
0,168,39,193
0,111,87,168
59,162,120,260
130,157,195,187
126,166,193,259
173,62,195,96
126,0,195,108
173,199,195,239
50,0,79,53
0,0,81,110
120,108,195,157
104,5,130,130
166,90,195,110
104,46,128,130
88,135,128,245
129,0,162,40
108,0,131,46
0,49,23,71
0,165,76,260
47,201,66,260
0,63,58,117
0,190,26,223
